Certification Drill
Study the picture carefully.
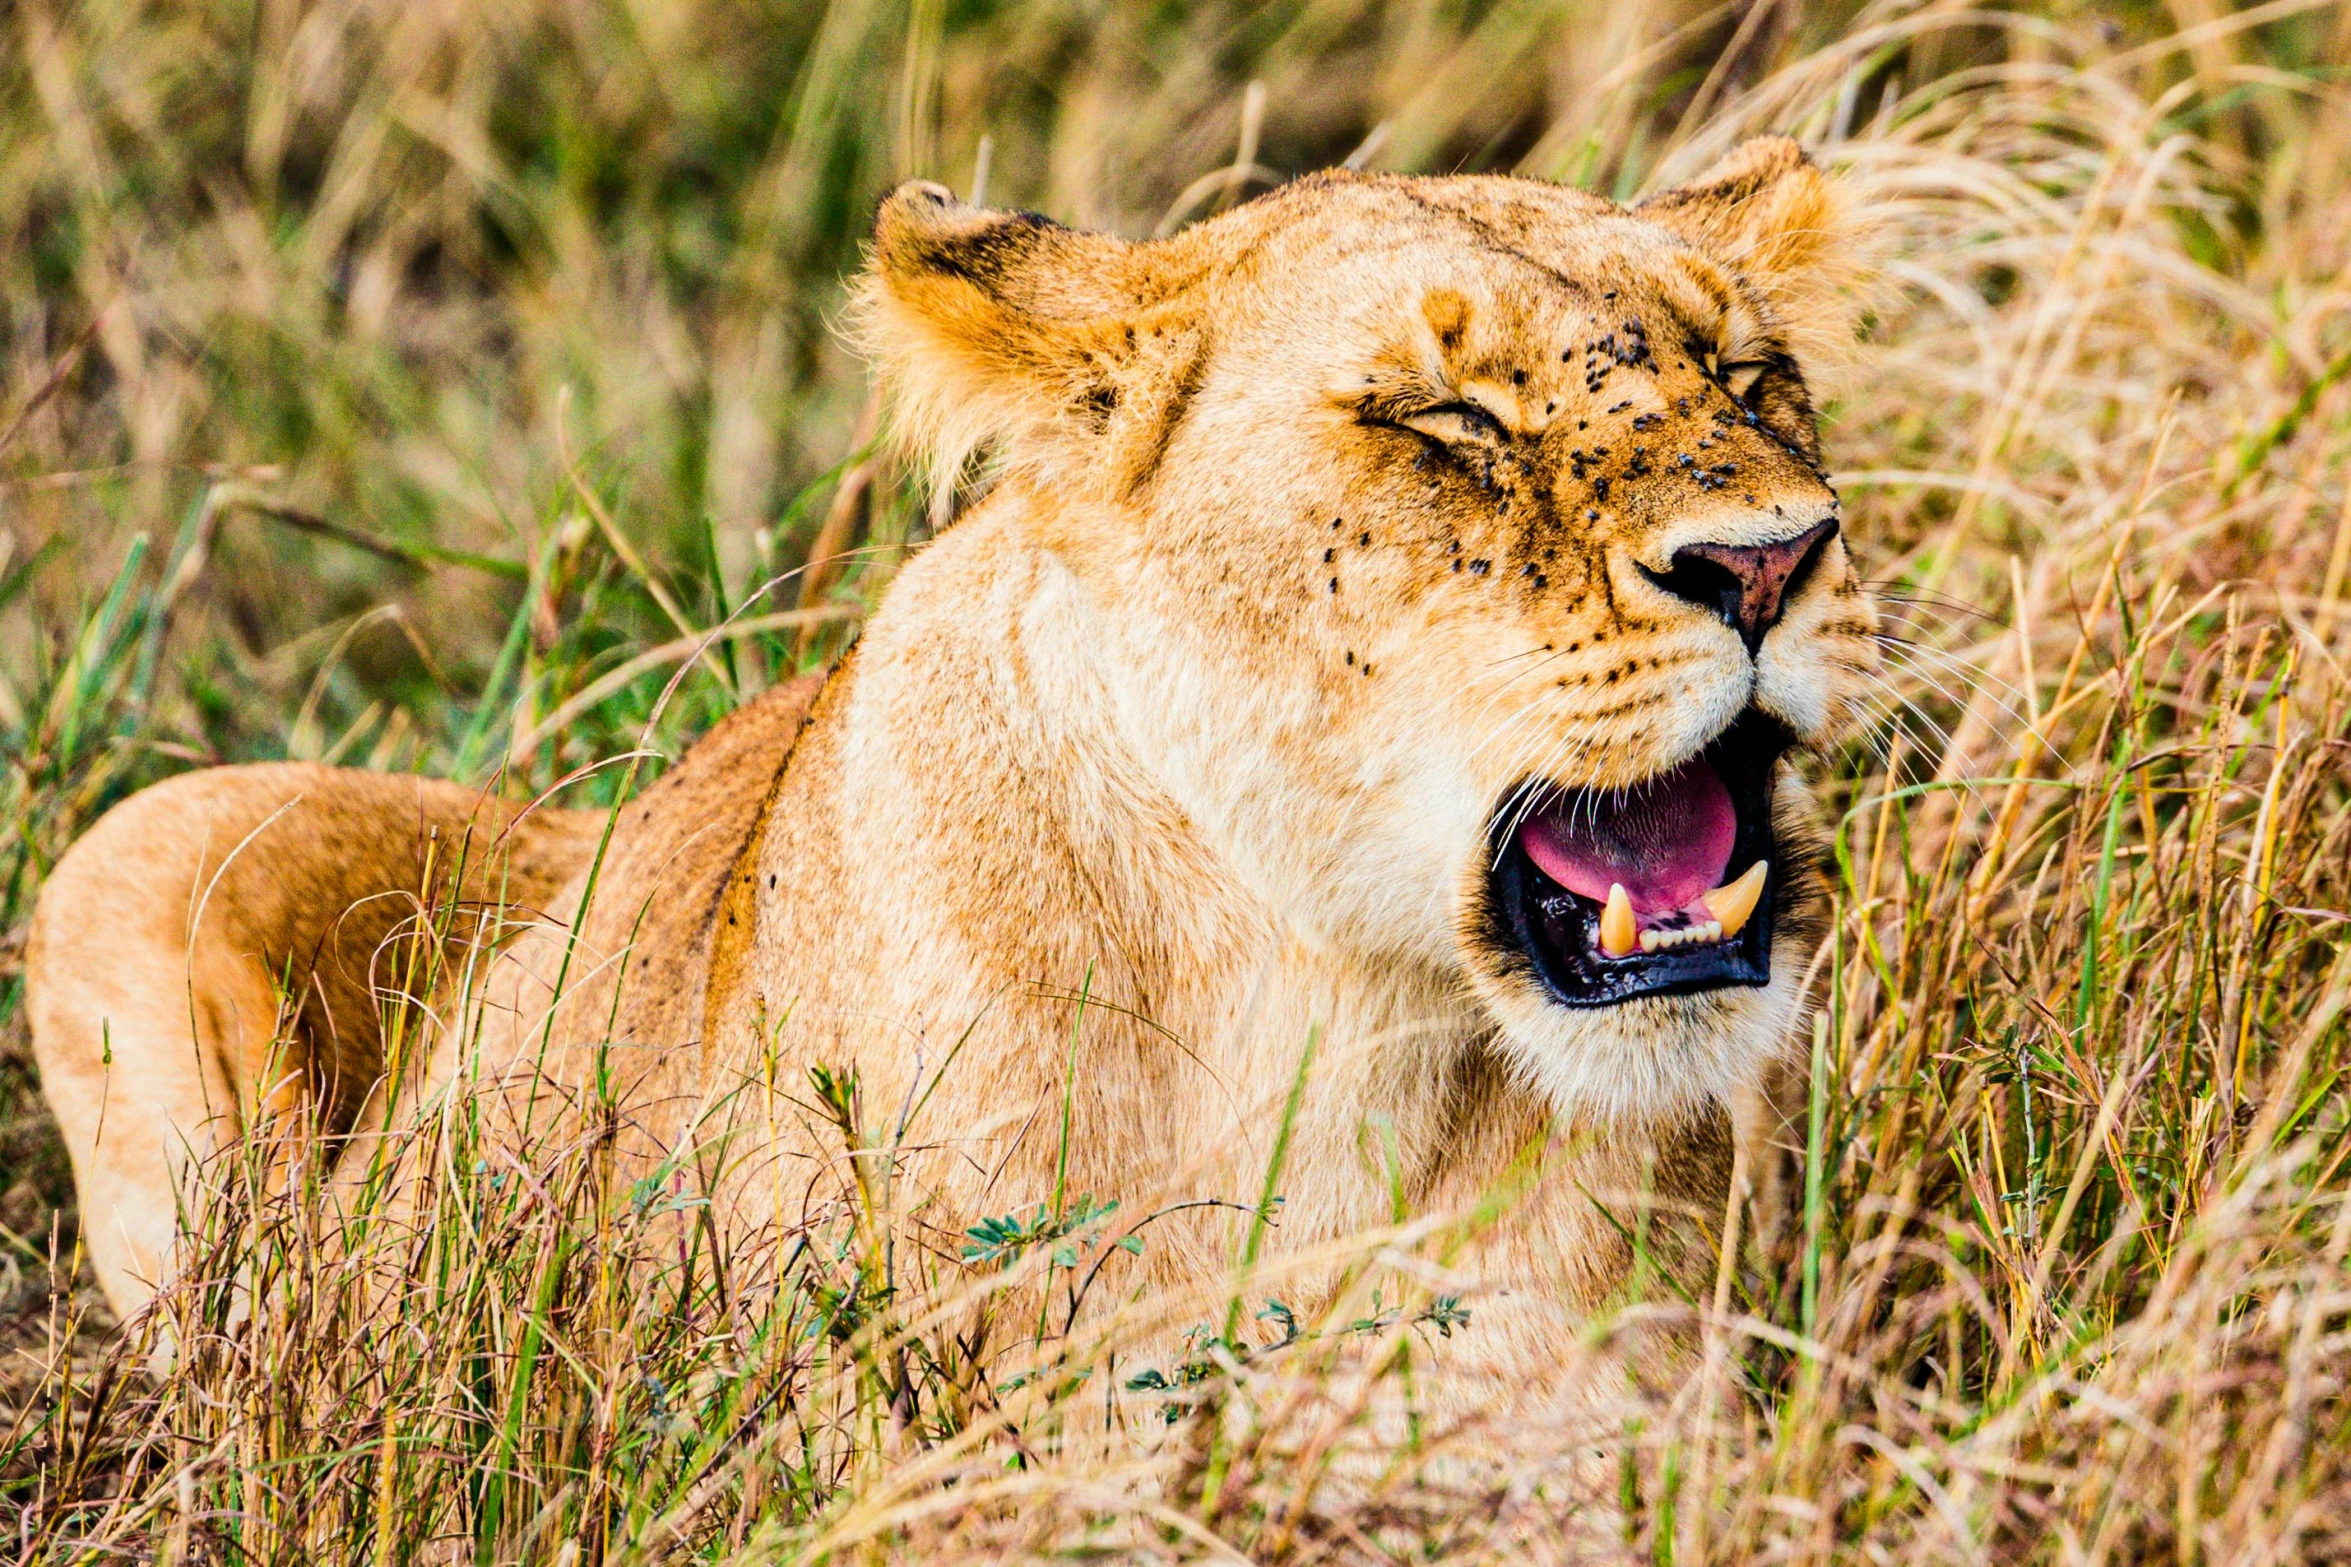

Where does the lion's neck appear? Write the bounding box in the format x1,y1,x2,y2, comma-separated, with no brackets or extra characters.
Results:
750,504,1472,1176
805,501,1439,1042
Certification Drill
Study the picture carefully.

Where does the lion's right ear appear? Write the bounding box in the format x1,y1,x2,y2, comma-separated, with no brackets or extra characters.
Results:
1637,138,1875,374
854,182,1205,504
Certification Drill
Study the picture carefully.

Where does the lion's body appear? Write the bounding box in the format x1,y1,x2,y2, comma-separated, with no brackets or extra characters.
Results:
30,141,1877,1405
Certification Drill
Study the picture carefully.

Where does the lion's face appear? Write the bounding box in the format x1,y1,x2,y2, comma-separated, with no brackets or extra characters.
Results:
863,140,1880,1118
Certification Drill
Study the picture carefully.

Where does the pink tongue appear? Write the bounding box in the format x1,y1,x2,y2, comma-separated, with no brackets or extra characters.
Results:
1520,757,1736,915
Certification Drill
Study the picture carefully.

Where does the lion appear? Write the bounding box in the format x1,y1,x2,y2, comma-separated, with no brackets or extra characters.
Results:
27,137,1878,1405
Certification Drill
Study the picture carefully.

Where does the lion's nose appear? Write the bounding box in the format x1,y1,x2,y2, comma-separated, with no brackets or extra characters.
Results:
1646,516,1839,652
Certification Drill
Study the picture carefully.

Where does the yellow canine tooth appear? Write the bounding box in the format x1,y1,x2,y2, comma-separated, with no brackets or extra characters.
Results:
1701,861,1768,939
1600,883,1638,957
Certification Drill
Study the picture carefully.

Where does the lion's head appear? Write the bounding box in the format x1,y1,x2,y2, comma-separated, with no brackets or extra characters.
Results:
857,138,1880,1120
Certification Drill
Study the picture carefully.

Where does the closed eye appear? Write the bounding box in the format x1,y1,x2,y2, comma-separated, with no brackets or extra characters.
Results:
1697,345,1774,405
1389,401,1506,446
1721,361,1769,401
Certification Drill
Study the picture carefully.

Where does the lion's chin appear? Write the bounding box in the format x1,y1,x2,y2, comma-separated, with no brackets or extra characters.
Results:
1483,965,1808,1123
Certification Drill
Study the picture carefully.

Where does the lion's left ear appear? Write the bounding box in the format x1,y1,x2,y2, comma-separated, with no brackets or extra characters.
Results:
1637,137,1873,371
853,181,1208,507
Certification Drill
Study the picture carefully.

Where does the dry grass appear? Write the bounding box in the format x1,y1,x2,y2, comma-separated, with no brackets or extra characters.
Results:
5,0,2351,1560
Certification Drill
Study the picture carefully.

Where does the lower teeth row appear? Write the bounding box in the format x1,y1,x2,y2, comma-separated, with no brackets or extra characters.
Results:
1636,921,1724,953
1589,863,1767,959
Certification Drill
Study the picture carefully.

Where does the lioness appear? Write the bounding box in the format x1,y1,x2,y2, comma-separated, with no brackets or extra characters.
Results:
29,138,1877,1400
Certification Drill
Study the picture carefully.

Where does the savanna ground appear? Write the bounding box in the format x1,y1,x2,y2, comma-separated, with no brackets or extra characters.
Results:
2,0,2350,1561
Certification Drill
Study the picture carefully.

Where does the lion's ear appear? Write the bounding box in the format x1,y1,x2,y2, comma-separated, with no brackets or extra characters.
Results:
854,181,1204,505
1637,137,1873,370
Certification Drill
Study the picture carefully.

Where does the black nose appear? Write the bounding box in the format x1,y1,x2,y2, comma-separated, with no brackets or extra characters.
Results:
1644,516,1839,652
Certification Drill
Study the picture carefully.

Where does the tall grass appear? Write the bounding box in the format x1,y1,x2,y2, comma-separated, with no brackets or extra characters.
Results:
4,0,2351,1559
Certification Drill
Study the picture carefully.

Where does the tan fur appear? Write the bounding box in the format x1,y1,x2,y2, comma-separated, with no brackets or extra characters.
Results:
29,139,1879,1406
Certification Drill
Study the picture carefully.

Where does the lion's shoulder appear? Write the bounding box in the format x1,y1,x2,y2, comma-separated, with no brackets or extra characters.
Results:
553,673,828,1053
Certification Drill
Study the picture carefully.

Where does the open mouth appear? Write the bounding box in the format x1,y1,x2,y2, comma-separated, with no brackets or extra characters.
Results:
1485,711,1790,1007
